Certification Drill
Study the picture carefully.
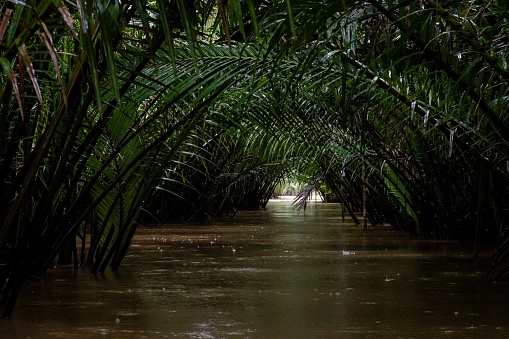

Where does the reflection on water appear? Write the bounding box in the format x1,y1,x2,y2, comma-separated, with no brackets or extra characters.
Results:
2,198,508,338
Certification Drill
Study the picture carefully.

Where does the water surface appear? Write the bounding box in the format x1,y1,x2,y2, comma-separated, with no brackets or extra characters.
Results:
2,198,508,338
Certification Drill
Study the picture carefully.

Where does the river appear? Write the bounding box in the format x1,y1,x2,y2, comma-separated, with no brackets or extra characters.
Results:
1,198,508,338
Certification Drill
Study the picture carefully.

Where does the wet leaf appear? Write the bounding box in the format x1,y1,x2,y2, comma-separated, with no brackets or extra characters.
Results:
97,1,120,101
6,0,29,7
176,0,198,69
216,0,231,49
132,0,153,54
0,56,24,121
245,0,259,38
77,0,102,114
18,43,43,104
449,128,454,158
230,0,245,40
284,0,296,39
75,0,87,33
6,2,23,46
51,0,77,40
38,21,67,107
156,0,176,74
0,7,13,43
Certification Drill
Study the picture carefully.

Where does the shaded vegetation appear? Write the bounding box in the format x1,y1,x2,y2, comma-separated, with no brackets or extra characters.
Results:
1,0,509,317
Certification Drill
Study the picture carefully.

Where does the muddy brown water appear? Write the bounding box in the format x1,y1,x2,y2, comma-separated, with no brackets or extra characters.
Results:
1,198,508,338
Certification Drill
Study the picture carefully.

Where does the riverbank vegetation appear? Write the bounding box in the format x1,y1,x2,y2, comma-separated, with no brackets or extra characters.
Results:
1,0,509,317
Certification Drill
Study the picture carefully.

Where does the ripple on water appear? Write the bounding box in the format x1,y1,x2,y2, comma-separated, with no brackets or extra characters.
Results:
219,267,272,273
7,200,509,338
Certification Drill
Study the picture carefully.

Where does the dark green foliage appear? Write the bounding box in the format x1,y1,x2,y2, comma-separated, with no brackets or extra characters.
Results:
1,0,509,318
